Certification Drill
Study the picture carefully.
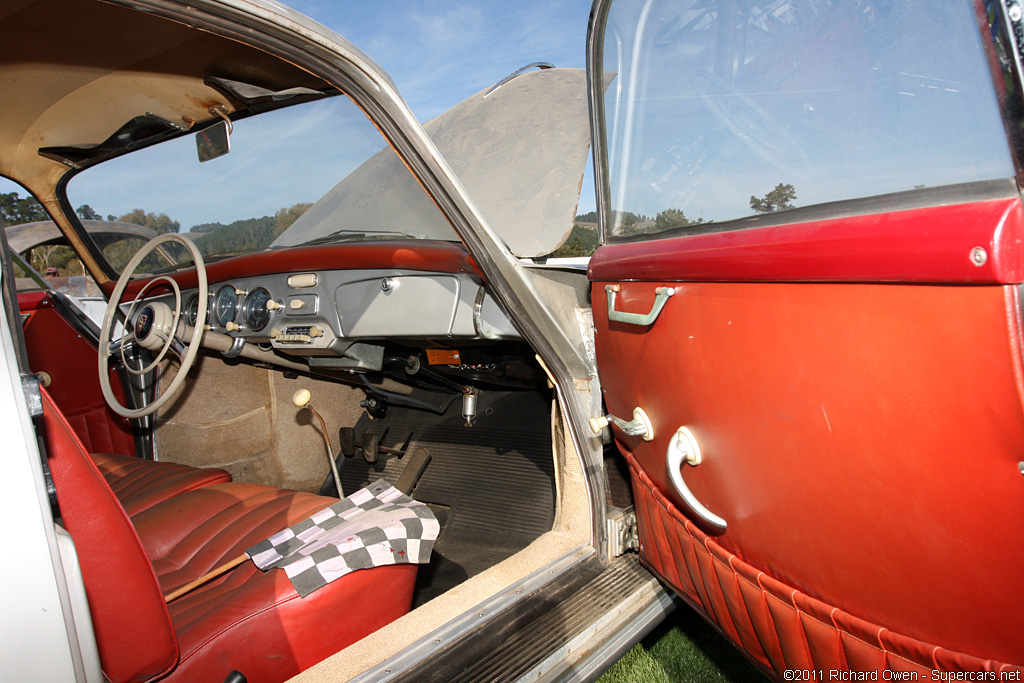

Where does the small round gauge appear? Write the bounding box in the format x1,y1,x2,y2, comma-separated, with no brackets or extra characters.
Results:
244,287,273,332
213,285,238,327
185,293,199,327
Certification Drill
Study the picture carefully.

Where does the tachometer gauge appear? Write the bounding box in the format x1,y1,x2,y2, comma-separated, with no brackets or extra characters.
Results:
244,287,273,332
213,285,238,327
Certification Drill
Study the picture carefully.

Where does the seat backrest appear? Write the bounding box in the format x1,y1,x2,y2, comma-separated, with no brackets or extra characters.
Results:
23,295,135,456
40,387,179,683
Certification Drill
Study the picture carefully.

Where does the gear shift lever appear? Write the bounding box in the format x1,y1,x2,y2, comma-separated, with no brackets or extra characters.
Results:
292,388,344,498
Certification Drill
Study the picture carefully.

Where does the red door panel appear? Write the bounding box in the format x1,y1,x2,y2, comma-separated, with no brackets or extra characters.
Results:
20,294,134,456
591,209,1024,667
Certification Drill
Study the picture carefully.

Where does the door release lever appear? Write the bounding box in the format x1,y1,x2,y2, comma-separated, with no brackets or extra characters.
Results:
666,426,727,534
589,406,654,441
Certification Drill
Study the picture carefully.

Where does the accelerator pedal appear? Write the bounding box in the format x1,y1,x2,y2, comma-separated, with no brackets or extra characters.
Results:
396,447,431,496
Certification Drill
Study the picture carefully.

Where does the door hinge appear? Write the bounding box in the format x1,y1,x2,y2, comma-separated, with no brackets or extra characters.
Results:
21,372,43,418
607,505,639,557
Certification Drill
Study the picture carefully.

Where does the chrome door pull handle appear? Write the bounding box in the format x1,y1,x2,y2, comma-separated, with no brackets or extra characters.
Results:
666,427,727,534
606,284,674,326
590,406,654,441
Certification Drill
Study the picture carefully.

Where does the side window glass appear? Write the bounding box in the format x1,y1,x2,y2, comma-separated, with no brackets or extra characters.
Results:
1,184,101,295
600,0,1016,238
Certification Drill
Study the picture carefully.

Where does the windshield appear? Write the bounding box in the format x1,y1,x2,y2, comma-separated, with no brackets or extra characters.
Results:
66,94,457,274
596,0,1016,238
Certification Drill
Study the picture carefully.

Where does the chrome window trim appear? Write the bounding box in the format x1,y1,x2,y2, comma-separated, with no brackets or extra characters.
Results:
980,0,1024,186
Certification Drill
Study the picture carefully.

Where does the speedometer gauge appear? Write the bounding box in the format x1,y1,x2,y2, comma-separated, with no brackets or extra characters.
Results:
213,285,238,327
244,287,272,332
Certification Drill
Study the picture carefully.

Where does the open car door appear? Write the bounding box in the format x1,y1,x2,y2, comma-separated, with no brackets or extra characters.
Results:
588,0,1024,676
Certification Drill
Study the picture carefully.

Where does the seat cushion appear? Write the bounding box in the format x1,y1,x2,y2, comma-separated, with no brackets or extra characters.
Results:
90,451,232,516
131,483,419,682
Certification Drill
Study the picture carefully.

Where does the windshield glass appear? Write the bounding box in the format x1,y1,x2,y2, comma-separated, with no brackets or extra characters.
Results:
66,94,456,274
597,0,1016,237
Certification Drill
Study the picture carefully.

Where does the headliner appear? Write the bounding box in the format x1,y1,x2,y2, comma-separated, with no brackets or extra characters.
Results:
0,0,328,196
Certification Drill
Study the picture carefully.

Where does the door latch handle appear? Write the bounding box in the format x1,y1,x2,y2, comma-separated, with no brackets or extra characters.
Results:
606,284,675,326
590,406,654,441
666,427,727,534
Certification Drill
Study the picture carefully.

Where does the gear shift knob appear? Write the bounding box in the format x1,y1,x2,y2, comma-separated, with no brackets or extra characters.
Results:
292,388,311,408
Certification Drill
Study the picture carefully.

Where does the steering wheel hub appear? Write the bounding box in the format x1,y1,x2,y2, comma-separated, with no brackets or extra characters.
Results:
134,305,155,341
132,301,178,351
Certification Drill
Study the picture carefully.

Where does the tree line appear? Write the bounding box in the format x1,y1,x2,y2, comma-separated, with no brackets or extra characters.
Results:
0,190,312,275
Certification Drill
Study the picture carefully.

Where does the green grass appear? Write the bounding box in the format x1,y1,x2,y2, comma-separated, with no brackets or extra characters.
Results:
598,605,770,683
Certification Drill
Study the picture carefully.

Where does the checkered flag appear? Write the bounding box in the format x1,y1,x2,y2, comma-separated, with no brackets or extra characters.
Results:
246,479,440,597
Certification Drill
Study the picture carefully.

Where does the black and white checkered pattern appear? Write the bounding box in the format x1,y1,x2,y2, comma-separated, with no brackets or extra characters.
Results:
246,479,440,597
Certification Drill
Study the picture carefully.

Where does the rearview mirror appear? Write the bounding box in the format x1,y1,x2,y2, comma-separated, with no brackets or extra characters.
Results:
196,120,230,163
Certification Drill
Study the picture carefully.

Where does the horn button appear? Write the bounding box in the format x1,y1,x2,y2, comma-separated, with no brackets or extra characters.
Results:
133,301,175,350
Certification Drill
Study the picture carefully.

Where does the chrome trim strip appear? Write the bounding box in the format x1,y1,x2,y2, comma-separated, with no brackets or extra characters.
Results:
485,62,555,97
535,580,677,683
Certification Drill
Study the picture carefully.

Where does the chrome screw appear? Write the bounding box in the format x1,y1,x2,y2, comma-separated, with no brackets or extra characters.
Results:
970,246,988,266
1011,4,1022,22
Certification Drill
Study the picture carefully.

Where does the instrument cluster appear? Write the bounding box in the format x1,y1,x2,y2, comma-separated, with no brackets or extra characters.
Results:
184,285,275,332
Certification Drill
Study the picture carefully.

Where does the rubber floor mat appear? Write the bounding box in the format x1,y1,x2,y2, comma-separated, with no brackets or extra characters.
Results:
338,388,555,605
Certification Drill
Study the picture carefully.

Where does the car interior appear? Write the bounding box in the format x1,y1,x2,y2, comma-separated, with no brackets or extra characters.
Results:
1,1,607,681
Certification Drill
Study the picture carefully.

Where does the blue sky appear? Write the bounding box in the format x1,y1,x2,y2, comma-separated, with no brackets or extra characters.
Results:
286,0,594,120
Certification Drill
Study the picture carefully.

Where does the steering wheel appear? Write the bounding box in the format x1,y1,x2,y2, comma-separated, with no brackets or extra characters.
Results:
99,233,208,418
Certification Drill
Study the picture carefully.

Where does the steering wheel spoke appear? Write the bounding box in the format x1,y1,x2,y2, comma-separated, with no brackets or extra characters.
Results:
99,233,208,418
107,332,135,357
168,336,188,363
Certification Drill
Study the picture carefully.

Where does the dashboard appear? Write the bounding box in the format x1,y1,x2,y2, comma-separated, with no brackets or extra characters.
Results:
141,267,520,372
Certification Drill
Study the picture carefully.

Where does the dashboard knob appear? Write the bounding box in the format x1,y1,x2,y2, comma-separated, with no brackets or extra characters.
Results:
309,326,324,339
266,300,282,311
269,327,280,339
234,288,247,296
225,321,241,332
289,299,306,310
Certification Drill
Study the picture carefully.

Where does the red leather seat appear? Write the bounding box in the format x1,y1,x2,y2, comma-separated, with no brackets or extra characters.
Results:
90,450,231,516
41,387,418,683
